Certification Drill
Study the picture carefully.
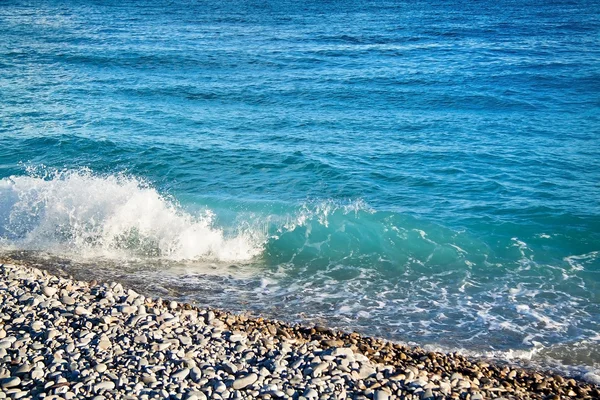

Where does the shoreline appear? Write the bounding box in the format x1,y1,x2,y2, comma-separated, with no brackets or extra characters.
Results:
0,262,598,399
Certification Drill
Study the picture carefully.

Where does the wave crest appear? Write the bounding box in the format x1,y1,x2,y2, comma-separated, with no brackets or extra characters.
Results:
0,168,264,262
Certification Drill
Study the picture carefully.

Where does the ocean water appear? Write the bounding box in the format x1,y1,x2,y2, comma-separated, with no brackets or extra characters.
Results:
1,0,600,376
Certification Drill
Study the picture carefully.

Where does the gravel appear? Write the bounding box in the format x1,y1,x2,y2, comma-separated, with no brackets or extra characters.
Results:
0,262,598,399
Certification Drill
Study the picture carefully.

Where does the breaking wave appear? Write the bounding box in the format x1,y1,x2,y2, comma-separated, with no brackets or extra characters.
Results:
0,168,264,262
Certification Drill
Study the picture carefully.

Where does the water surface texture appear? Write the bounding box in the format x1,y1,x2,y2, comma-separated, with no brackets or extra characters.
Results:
1,0,600,374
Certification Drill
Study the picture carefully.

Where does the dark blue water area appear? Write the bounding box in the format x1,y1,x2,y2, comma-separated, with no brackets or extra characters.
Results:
1,0,600,372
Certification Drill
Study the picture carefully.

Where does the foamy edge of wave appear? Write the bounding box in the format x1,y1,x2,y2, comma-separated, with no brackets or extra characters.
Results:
0,168,265,262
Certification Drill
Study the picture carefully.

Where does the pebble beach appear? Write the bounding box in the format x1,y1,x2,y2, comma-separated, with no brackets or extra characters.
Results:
1,262,598,400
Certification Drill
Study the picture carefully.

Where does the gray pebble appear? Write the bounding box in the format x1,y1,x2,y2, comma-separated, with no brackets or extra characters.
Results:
0,377,21,389
42,286,57,297
95,364,107,373
232,373,258,390
373,390,389,400
172,368,190,381
94,381,115,392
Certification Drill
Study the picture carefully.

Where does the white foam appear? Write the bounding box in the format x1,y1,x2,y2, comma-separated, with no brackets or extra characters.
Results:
564,251,599,271
282,198,373,231
0,169,264,262
583,372,600,385
515,304,566,331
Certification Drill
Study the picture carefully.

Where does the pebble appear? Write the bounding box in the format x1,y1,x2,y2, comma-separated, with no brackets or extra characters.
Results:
97,340,111,350
0,262,593,400
75,306,90,315
95,364,107,373
14,364,31,375
134,335,147,344
357,365,376,380
312,362,328,377
422,388,434,399
31,320,44,331
31,368,45,380
42,286,57,297
121,306,137,314
0,377,21,389
232,373,258,390
186,391,207,400
370,389,387,400
179,335,192,346
172,368,190,381
190,367,202,382
94,381,115,392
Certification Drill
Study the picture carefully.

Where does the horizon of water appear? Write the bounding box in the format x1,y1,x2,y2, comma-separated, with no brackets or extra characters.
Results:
1,0,599,378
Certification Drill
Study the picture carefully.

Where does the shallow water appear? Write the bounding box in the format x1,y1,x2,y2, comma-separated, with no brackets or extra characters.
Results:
1,0,599,375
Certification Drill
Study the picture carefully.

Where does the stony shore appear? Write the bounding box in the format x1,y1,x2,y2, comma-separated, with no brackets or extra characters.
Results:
0,262,598,400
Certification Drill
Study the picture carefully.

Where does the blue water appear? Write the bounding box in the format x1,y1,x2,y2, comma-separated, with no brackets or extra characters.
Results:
1,0,600,374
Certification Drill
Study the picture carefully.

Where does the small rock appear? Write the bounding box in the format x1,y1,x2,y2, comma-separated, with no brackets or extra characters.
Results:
121,306,137,314
422,388,435,400
1,377,21,389
232,373,258,390
312,362,328,377
172,368,190,381
222,362,237,375
332,347,354,358
374,390,389,400
95,364,107,373
179,335,192,346
31,368,45,380
31,321,44,331
186,391,207,400
133,335,147,344
97,340,111,350
229,334,245,343
42,286,57,297
141,374,157,384
94,381,115,392
14,364,31,375
357,365,376,380
190,367,202,382
75,306,90,315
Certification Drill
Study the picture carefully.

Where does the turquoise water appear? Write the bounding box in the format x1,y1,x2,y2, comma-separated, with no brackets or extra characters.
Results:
1,0,600,374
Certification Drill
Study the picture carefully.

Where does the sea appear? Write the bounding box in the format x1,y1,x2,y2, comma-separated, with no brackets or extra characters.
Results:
1,0,599,378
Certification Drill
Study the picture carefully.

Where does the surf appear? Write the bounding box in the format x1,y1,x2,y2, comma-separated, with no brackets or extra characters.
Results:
0,168,264,262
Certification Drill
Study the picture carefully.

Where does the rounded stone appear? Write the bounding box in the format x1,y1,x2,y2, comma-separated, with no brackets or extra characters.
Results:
232,373,258,390
1,377,21,389
94,381,115,392
373,391,389,400
42,286,58,297
31,368,45,380
75,306,90,316
95,364,107,373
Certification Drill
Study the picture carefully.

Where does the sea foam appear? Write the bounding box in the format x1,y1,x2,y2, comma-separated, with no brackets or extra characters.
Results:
0,169,263,262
